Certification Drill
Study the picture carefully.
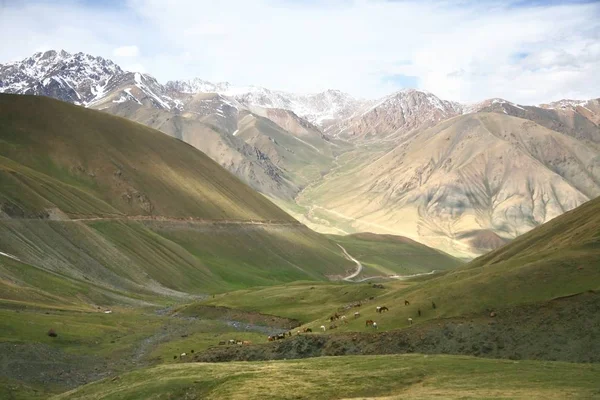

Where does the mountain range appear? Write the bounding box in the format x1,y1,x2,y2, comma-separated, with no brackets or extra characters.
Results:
2,49,599,257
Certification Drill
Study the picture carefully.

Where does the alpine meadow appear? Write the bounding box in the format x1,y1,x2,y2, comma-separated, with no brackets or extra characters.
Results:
1,1,600,399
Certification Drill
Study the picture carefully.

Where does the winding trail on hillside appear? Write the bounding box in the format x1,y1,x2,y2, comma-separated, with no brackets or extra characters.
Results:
339,244,363,281
337,244,437,282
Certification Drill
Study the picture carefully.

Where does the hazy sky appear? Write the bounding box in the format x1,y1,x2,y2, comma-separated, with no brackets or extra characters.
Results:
1,0,599,104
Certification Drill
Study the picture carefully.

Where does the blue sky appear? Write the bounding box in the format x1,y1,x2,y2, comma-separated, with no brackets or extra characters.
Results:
1,0,599,104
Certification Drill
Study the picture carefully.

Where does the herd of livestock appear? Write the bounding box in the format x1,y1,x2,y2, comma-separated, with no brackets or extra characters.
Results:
172,298,439,360
212,298,439,348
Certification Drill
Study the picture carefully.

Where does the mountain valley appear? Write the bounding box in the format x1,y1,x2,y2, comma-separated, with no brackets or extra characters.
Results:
1,46,600,399
3,50,599,257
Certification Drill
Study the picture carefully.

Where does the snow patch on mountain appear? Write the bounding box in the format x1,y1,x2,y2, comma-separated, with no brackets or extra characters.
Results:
166,79,365,126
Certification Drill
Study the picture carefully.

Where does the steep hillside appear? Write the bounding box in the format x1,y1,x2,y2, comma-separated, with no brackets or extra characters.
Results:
235,111,335,187
102,101,298,200
0,94,291,220
0,94,354,299
301,112,600,257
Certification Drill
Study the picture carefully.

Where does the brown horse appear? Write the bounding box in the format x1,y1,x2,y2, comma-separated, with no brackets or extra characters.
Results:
365,319,374,326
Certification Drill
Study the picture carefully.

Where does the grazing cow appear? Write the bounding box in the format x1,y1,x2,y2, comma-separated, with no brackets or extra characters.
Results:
372,322,378,329
418,309,421,317
277,333,286,340
404,300,410,306
320,325,326,331
228,339,236,345
180,353,186,359
340,315,347,320
304,328,313,333
408,317,413,325
104,310,112,314
236,341,243,346
218,341,226,345
378,306,389,313
354,312,360,319
365,319,374,326
242,341,251,345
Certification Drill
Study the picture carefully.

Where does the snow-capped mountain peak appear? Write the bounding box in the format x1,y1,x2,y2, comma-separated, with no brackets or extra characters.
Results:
165,78,366,126
0,49,123,106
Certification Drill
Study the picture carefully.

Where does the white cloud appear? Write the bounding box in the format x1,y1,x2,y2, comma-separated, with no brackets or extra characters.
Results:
122,63,146,73
113,45,140,57
1,0,599,104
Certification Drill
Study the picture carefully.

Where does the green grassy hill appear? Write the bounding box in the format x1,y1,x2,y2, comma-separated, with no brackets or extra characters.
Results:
0,94,290,220
52,354,600,400
0,94,355,299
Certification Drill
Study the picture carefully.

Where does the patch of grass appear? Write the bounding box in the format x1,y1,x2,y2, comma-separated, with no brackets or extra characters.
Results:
198,281,390,322
149,323,268,364
330,232,464,276
0,308,163,359
53,354,600,400
0,378,51,400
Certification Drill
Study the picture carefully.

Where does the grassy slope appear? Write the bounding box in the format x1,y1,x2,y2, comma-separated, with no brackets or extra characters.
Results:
330,232,464,276
193,281,389,322
53,354,600,400
0,304,277,399
0,94,290,221
0,95,357,297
